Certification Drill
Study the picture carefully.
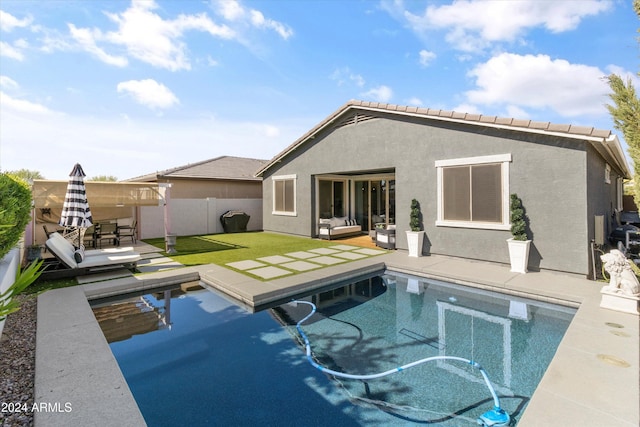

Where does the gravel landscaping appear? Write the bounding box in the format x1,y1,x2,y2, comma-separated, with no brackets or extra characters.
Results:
0,295,36,427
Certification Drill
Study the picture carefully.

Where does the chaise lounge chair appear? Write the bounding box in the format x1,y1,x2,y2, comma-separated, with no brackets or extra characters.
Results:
43,232,141,278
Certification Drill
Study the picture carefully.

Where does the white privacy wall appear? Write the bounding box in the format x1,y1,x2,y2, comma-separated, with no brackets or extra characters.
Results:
139,198,263,239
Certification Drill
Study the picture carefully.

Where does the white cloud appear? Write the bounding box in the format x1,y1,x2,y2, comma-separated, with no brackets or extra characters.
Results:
406,97,423,106
418,49,436,67
330,67,365,87
505,105,530,120
465,53,610,117
391,0,611,53
249,10,293,39
214,0,293,39
0,75,19,90
0,91,54,115
0,10,32,32
103,1,235,71
116,79,179,110
68,24,127,67
0,41,24,60
216,0,245,21
361,85,393,103
57,0,235,71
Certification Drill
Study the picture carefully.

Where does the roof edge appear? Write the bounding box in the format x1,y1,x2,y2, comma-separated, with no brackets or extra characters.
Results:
256,100,617,177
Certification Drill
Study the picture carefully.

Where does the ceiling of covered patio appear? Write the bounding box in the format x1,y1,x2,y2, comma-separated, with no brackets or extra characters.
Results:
32,180,162,208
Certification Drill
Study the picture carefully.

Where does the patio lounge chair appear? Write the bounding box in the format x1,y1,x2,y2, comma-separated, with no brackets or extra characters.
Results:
44,232,140,277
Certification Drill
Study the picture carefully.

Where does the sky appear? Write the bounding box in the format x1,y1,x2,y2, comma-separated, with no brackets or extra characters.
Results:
1,0,638,181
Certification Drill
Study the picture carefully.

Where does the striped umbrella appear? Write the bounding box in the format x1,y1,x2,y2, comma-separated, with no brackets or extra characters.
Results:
59,163,93,247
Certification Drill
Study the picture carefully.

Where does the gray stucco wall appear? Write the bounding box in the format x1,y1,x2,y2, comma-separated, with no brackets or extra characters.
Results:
585,144,624,249
263,112,614,275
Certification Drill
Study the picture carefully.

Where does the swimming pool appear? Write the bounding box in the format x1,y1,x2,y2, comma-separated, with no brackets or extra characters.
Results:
91,272,575,426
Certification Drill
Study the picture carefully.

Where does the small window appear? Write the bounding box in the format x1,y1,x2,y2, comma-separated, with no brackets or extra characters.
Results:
436,154,511,230
273,175,296,216
605,164,611,184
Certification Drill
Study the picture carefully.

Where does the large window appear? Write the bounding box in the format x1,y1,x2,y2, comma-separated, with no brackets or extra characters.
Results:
273,174,296,216
436,154,511,230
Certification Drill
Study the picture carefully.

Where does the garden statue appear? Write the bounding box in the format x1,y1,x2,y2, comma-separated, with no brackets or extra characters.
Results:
600,249,640,296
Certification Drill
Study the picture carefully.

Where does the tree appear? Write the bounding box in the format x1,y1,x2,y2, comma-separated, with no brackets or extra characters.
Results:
606,0,640,206
6,169,44,182
89,175,118,182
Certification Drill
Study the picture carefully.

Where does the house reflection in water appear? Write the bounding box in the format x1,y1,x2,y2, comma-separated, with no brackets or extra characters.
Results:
92,281,202,343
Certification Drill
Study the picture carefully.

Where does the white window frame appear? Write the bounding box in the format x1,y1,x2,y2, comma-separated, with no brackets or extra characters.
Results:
435,154,511,230
272,174,297,216
617,177,623,211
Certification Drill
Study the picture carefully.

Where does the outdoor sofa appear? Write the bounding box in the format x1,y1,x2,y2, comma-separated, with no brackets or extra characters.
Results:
318,216,362,240
44,232,141,275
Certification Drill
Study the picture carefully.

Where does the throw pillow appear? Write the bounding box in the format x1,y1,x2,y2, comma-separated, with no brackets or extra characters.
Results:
74,247,85,263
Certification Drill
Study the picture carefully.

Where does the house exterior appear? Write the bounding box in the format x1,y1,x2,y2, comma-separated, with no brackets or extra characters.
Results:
129,156,268,238
131,155,267,199
256,100,631,277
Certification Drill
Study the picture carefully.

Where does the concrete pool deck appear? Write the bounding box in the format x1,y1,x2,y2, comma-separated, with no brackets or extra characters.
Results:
35,251,639,426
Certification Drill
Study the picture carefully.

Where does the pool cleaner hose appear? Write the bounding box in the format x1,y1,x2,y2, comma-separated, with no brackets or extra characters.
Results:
292,300,511,427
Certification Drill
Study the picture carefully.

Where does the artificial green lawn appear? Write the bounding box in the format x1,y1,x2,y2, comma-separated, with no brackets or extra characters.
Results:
27,232,378,292
142,231,349,267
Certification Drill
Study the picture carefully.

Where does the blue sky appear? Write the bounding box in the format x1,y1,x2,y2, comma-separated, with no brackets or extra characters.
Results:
1,0,638,180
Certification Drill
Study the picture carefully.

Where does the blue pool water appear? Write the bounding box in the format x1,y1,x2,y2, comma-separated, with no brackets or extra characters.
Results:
91,272,575,426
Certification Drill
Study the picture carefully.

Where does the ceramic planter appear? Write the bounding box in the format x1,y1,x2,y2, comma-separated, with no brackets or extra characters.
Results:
406,230,424,257
507,238,531,274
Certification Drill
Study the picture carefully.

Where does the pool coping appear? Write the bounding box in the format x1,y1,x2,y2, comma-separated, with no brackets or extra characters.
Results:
35,252,639,427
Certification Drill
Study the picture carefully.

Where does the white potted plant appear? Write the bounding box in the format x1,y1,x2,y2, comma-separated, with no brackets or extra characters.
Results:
406,199,424,257
507,193,531,273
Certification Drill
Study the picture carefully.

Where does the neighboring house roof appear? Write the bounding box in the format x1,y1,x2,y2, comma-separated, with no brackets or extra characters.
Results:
129,156,269,182
256,100,631,178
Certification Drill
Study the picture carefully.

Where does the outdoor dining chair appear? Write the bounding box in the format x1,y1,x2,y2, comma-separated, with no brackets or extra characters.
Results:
117,220,137,244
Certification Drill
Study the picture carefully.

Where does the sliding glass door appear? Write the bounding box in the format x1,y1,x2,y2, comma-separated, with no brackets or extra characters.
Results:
318,180,345,218
355,178,395,231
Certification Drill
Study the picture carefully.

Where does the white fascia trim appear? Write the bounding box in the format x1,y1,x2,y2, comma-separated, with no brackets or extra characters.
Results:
273,174,297,180
603,134,632,178
435,153,512,167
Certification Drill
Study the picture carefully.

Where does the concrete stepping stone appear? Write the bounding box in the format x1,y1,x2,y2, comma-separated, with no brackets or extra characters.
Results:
307,256,346,265
280,260,321,272
308,248,340,255
332,252,368,260
285,251,317,259
257,255,296,264
246,266,293,279
226,260,267,270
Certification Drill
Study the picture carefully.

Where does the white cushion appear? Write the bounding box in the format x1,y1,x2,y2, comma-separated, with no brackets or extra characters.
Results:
46,233,140,269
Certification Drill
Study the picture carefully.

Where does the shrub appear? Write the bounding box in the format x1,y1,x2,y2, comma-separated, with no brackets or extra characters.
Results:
409,199,423,232
510,193,528,241
0,173,33,259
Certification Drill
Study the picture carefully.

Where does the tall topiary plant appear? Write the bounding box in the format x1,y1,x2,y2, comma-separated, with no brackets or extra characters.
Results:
406,198,425,257
0,173,33,259
409,199,422,232
510,194,528,241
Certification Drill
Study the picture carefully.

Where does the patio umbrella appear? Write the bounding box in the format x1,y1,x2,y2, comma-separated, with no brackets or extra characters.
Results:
59,163,93,248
